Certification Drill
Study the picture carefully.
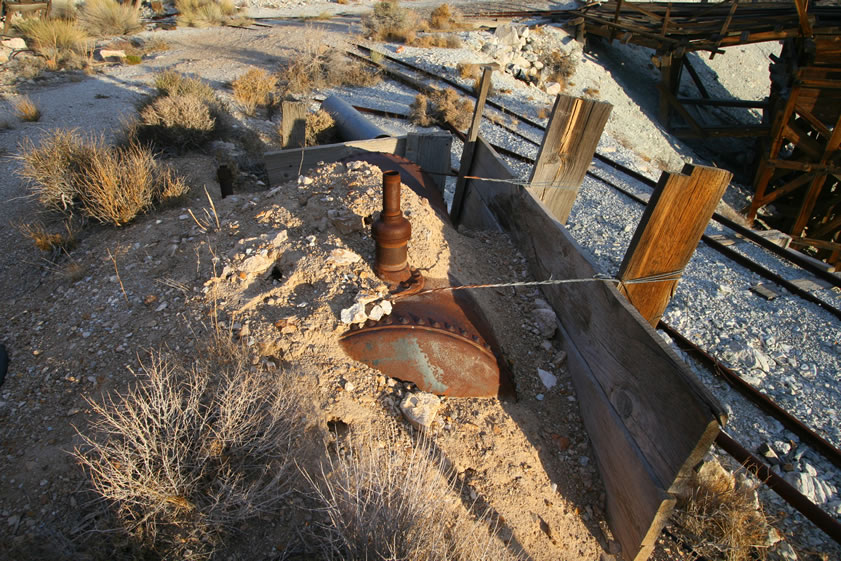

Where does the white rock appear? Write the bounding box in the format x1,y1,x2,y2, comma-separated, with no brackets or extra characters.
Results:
98,49,126,61
537,368,557,390
328,248,362,266
270,230,288,247
545,82,562,96
298,175,314,185
340,302,367,325
494,24,520,47
0,47,10,64
2,38,26,50
512,55,530,68
240,253,274,274
368,304,386,321
379,300,392,315
399,392,441,429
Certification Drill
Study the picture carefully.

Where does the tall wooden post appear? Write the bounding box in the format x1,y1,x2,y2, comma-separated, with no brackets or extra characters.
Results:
451,67,493,225
619,164,732,326
281,101,307,149
527,94,612,224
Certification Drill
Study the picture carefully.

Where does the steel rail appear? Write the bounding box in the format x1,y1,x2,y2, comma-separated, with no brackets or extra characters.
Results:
716,431,841,545
660,322,841,471
351,45,841,290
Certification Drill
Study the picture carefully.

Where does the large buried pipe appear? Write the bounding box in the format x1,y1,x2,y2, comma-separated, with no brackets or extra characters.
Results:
322,95,390,141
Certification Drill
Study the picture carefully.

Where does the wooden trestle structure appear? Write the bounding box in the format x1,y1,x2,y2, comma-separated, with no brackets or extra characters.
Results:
545,1,841,266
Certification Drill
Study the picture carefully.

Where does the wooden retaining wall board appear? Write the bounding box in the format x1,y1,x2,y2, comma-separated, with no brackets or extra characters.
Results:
461,138,726,561
264,133,452,194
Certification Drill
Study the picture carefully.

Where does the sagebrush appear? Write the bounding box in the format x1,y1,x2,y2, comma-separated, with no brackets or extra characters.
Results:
305,109,337,146
278,35,379,95
17,129,188,226
15,96,41,121
76,350,317,560
130,70,222,148
232,68,278,116
15,18,91,69
410,88,473,130
362,0,421,43
306,431,521,561
78,0,143,37
175,0,239,27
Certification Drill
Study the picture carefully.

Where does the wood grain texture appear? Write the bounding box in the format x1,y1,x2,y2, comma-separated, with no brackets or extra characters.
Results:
468,138,724,561
528,94,612,224
264,137,405,186
406,133,452,196
280,101,307,149
619,164,732,327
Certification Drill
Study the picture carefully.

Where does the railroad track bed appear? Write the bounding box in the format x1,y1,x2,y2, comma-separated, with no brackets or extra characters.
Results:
330,39,841,557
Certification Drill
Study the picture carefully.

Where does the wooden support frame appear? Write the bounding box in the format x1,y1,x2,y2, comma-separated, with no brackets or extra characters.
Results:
459,137,725,561
618,164,733,327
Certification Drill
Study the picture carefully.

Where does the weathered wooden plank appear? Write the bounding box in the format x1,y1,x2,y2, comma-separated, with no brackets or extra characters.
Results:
264,137,405,186
618,164,732,327
407,132,452,196
528,94,612,224
280,101,307,149
451,67,493,224
458,138,514,231
468,138,724,561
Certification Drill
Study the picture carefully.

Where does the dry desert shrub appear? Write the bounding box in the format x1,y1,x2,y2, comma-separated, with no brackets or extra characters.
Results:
139,94,217,146
307,432,520,561
457,61,480,80
176,0,238,28
17,129,188,225
130,70,222,148
16,220,77,253
77,0,143,36
232,67,278,115
428,3,469,31
544,50,575,87
674,460,774,561
75,350,317,560
362,0,422,43
305,109,337,145
15,96,41,121
413,33,462,49
15,18,92,69
278,37,379,95
50,0,78,19
410,88,473,130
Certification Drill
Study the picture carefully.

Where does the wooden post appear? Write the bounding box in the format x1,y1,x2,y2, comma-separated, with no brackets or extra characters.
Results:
619,164,732,327
281,101,307,149
527,94,612,224
450,66,493,225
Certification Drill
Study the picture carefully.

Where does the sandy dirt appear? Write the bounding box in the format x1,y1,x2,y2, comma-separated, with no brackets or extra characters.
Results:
0,17,619,561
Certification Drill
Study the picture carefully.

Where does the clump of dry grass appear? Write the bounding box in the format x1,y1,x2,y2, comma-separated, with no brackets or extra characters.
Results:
15,18,92,69
278,35,379,95
17,129,188,226
175,0,239,28
410,88,473,130
306,431,520,561
305,109,337,145
17,220,77,253
674,459,774,561
457,62,480,80
138,94,217,146
362,0,422,43
15,96,41,121
428,3,468,31
129,70,221,149
413,33,461,48
75,349,317,561
544,50,576,86
232,68,278,116
77,0,143,37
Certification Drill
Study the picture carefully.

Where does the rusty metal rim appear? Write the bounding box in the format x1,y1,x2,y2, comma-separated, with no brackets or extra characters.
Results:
340,323,495,357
